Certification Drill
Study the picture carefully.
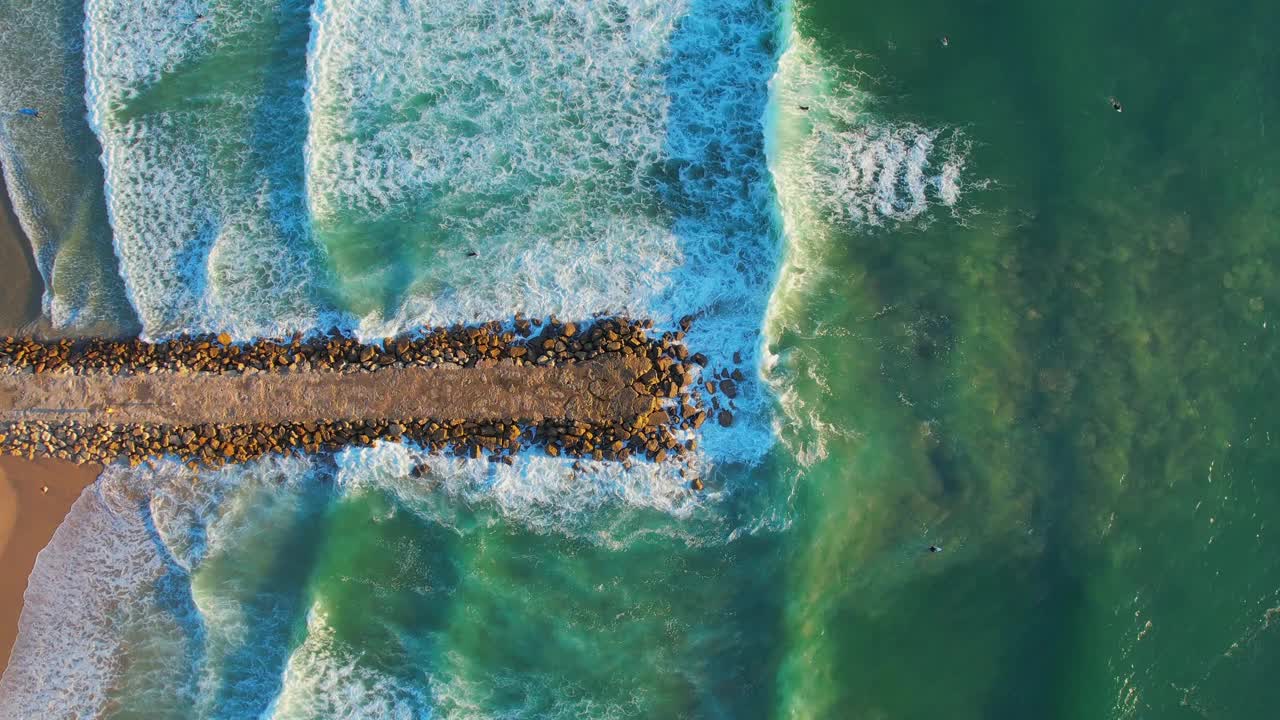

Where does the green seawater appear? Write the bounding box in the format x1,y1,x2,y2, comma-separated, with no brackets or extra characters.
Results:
769,0,1280,717
2,0,1279,718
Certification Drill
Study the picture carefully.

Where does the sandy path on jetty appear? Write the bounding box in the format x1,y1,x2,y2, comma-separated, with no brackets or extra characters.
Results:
0,353,657,426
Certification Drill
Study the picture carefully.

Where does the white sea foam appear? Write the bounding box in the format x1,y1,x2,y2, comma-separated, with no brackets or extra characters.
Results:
333,441,725,547
85,0,335,339
266,603,435,720
766,28,969,232
761,23,973,466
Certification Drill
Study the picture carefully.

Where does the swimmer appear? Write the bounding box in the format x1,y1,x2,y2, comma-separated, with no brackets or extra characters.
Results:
1109,96,1123,113
797,105,810,111
940,35,949,47
466,250,478,257
928,545,943,553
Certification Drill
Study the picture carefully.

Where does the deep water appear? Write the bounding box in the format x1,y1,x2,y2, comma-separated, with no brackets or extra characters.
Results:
1,0,1279,718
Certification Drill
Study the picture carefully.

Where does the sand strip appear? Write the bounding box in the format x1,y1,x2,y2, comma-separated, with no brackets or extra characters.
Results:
0,352,656,427
0,457,100,678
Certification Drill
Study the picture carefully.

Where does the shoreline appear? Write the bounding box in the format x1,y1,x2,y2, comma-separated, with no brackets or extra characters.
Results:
0,457,101,680
0,163,44,334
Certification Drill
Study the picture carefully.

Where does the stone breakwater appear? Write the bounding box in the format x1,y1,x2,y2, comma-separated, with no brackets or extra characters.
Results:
0,317,743,473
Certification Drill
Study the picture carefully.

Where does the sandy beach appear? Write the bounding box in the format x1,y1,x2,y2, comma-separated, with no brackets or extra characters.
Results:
0,166,43,334
0,456,100,679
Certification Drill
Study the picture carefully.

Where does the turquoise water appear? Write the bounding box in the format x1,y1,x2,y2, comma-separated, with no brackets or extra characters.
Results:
3,0,1280,717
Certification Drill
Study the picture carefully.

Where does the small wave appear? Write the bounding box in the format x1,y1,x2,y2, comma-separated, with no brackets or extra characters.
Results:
266,603,435,720
85,0,336,339
0,456,328,719
762,23,976,467
334,441,731,549
767,28,970,231
0,0,137,332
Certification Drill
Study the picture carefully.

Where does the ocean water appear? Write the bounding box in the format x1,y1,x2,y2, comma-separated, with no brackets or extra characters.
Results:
0,0,137,333
3,0,1280,718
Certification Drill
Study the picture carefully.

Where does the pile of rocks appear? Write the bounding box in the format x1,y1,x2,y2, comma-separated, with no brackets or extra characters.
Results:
0,414,698,469
0,315,676,376
0,316,746,469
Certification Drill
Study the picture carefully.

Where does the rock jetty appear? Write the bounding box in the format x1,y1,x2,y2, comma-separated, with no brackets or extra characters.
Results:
0,316,742,469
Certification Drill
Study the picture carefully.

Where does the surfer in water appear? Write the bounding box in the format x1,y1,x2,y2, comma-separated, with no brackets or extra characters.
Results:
17,108,41,119
928,545,943,553
1109,96,1123,112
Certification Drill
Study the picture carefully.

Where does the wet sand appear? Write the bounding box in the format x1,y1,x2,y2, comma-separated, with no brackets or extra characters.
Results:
0,457,100,679
0,165,43,334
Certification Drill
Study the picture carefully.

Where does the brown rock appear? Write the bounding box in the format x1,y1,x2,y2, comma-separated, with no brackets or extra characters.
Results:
717,410,733,427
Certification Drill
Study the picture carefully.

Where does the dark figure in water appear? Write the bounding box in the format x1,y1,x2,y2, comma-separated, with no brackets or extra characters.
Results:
17,108,40,119
466,251,478,257
798,105,810,111
940,35,949,47
1109,96,1123,112
928,545,943,553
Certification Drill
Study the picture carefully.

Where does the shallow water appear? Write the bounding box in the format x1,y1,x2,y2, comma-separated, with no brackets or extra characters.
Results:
0,0,137,333
2,0,1279,717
